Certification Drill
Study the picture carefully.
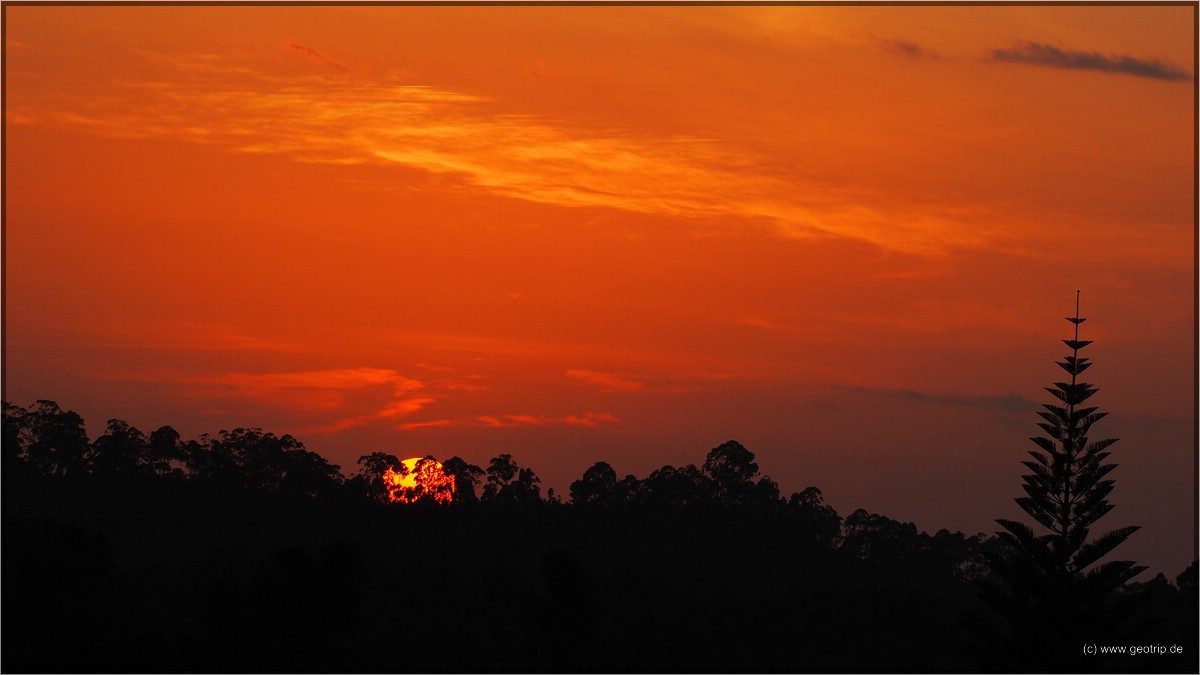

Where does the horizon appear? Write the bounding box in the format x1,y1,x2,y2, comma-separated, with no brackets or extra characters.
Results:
3,3,1196,579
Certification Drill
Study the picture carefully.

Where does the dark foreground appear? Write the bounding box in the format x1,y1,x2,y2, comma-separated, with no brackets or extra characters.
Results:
2,399,1195,673
4,469,1195,674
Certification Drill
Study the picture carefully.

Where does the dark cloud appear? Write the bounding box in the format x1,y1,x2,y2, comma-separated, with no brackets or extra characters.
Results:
842,385,1037,413
877,37,933,59
290,42,347,72
990,41,1190,82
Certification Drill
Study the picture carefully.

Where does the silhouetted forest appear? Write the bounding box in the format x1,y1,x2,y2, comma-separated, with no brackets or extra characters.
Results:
3,399,1195,673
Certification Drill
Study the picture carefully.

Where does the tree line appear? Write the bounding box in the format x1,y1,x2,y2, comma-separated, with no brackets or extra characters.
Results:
2,398,850,522
2,396,1194,673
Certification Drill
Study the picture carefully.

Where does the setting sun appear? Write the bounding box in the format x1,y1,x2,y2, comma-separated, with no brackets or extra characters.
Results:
3,4,1195,672
382,457,456,504
2,1,1192,580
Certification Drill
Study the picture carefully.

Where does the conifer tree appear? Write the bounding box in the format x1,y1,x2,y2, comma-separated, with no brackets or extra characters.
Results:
976,293,1145,669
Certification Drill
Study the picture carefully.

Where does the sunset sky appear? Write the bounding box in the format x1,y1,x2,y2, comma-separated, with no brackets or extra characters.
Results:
3,4,1195,576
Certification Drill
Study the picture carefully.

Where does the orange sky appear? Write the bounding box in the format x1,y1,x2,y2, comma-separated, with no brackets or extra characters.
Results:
3,4,1195,576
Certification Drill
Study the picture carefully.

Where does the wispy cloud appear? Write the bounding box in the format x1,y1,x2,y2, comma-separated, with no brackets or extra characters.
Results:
189,368,432,426
842,385,1037,413
92,364,441,433
990,41,1191,82
394,411,621,430
182,365,625,433
563,411,621,427
566,369,648,392
564,367,734,394
396,419,460,431
5,45,1011,255
476,414,549,428
876,37,935,59
207,367,419,397
474,412,620,428
289,42,347,72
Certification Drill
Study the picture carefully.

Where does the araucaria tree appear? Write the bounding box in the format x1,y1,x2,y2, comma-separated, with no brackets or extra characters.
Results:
978,294,1145,669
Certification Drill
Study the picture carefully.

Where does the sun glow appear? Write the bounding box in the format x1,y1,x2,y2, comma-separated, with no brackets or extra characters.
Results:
383,457,456,504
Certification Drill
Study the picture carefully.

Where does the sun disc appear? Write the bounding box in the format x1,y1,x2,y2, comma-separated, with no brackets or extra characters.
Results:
382,457,456,504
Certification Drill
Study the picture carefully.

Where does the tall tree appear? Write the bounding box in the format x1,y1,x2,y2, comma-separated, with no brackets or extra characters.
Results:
355,452,403,502
88,419,150,477
482,454,541,504
569,461,618,506
3,401,30,473
786,487,842,547
147,426,185,478
977,294,1145,669
185,427,342,495
442,456,485,504
8,401,91,478
702,440,780,507
641,463,710,508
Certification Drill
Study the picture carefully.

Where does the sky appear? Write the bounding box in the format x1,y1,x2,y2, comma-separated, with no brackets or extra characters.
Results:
3,3,1195,577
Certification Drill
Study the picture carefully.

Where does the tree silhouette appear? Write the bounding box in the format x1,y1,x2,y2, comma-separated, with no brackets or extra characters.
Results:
694,440,782,507
4,400,90,477
6,396,1192,673
482,453,541,504
185,432,237,485
147,425,185,478
276,443,344,498
977,293,1146,669
843,509,920,561
442,456,485,504
569,461,618,506
89,419,151,477
641,463,710,507
2,401,25,472
355,451,403,501
786,487,843,547
174,427,342,496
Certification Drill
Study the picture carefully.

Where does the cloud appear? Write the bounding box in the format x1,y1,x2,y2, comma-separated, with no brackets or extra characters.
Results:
195,367,422,410
159,366,443,434
474,411,620,428
565,368,725,395
990,41,1191,82
218,367,416,391
442,381,491,393
731,314,804,333
877,37,934,59
842,385,1037,413
396,419,460,431
563,411,620,427
377,396,440,419
400,411,623,429
82,358,620,434
566,369,648,392
6,47,1015,256
289,42,347,72
476,414,549,428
